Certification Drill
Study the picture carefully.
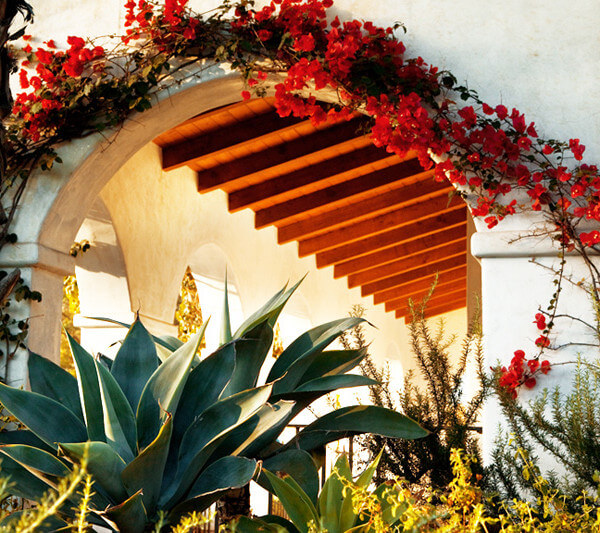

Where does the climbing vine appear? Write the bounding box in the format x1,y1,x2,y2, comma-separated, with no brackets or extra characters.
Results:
3,0,599,393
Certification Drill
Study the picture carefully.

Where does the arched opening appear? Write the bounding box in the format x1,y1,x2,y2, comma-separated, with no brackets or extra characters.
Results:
30,73,478,378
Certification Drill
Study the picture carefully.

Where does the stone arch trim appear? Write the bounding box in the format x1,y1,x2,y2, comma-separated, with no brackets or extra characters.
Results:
37,68,244,255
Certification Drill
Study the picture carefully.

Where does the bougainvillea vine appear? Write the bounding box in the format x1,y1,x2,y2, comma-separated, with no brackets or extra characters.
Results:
5,0,600,394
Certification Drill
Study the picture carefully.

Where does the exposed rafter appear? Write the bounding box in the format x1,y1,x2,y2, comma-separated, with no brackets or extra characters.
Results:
155,98,471,320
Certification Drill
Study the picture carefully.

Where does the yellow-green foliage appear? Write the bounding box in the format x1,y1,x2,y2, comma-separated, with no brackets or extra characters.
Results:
60,275,79,375
174,266,205,346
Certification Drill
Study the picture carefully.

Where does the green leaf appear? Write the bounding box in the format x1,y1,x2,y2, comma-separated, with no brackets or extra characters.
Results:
233,278,303,339
162,384,272,508
121,415,172,515
95,360,137,463
110,319,159,412
0,383,87,450
217,400,295,458
0,454,53,500
103,489,147,533
136,328,205,449
274,375,377,402
229,516,292,533
0,430,56,454
260,449,319,503
263,470,319,533
27,351,84,423
319,454,352,533
267,318,364,387
282,406,428,453
67,333,105,442
0,445,70,477
60,441,128,504
220,271,232,345
86,316,179,353
300,347,368,383
168,343,236,468
168,456,258,522
221,323,273,397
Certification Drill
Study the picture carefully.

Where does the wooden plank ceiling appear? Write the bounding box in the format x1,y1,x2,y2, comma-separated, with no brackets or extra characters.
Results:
154,98,467,321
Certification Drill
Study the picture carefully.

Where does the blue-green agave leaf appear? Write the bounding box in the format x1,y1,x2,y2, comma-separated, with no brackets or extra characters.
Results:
67,333,105,442
168,455,258,523
0,445,70,478
121,415,172,515
0,383,87,449
95,360,137,463
27,351,84,423
259,449,319,503
300,347,368,383
0,510,69,532
274,375,377,402
215,400,295,458
136,327,205,449
0,454,53,500
267,317,365,386
233,278,304,339
0,429,56,454
110,319,159,412
221,323,273,398
220,272,232,345
60,441,128,503
263,470,318,533
103,489,147,533
168,342,236,469
161,384,272,508
282,406,428,453
86,316,180,353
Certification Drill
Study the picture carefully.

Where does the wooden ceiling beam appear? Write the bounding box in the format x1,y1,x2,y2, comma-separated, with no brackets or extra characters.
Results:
373,266,467,304
399,297,467,322
298,194,464,256
347,239,466,288
228,144,393,212
384,277,467,312
333,225,466,278
162,111,302,171
196,117,369,193
361,253,466,297
315,209,467,268
255,158,425,228
277,171,444,244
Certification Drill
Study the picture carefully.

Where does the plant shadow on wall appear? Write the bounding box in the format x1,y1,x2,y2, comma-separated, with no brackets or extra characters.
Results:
341,284,487,495
0,279,427,532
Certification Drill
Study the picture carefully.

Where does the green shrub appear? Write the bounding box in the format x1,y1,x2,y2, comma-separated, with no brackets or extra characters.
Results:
487,356,600,509
354,292,487,489
0,281,427,531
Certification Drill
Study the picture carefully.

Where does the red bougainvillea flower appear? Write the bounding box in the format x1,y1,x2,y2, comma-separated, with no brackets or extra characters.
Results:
535,335,550,348
534,313,546,330
541,360,551,374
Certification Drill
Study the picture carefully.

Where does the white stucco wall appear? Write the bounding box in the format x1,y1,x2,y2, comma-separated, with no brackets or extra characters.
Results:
6,0,598,458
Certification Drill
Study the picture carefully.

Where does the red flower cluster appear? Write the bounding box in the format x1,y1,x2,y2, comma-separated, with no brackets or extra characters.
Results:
11,0,600,257
498,349,551,398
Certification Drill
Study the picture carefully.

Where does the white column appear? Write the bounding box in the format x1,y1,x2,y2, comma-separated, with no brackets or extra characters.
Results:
471,220,599,461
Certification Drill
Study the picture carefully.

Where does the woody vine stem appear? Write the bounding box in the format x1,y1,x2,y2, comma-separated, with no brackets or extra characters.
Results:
1,0,599,389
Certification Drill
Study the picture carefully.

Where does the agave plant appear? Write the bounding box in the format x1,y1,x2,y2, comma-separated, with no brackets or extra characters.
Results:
228,451,407,533
0,281,427,531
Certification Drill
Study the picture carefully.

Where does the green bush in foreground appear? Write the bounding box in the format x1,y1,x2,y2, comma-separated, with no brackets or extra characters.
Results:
227,448,600,533
0,281,427,531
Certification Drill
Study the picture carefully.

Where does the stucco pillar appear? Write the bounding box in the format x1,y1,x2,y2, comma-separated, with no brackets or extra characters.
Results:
471,217,599,462
0,243,75,385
